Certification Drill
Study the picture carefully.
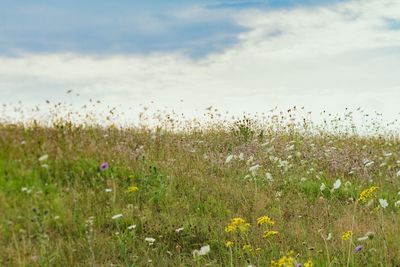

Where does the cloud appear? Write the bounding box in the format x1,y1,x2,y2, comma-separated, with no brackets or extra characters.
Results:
1,0,399,124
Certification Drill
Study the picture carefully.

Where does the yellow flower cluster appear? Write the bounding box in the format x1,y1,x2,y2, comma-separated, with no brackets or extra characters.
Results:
257,215,275,226
127,186,139,193
357,186,379,203
225,241,234,248
263,230,279,238
242,244,253,252
225,217,251,233
270,251,295,267
342,230,353,241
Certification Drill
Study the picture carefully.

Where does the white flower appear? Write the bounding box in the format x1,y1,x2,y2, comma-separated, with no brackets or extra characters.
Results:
326,233,332,241
333,179,341,190
265,172,273,181
394,200,400,208
225,155,234,164
249,164,260,175
320,183,326,192
175,227,184,233
379,199,388,209
363,159,374,167
145,237,156,243
357,236,368,241
111,214,123,220
105,188,112,192
396,170,400,177
38,154,49,161
383,152,392,157
238,153,244,161
193,245,210,257
127,225,136,230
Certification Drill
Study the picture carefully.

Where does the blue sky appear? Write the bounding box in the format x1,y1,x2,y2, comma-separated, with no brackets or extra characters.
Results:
1,0,345,57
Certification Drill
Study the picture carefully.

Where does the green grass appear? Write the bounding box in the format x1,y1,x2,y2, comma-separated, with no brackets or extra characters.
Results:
0,118,399,266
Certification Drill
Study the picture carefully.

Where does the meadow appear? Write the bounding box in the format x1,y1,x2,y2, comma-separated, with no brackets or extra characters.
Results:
1,107,400,266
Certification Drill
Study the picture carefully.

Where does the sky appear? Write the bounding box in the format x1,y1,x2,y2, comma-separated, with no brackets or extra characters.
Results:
1,0,399,126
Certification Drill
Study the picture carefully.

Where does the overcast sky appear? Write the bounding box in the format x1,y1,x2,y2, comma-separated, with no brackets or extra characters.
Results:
1,0,399,125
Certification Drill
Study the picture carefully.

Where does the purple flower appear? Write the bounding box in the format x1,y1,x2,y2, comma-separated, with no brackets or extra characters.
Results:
99,162,109,171
354,245,363,253
295,264,302,267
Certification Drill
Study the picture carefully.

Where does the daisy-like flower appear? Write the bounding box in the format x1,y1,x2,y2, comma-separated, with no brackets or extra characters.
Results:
99,162,109,171
263,230,279,238
342,230,353,241
257,215,275,226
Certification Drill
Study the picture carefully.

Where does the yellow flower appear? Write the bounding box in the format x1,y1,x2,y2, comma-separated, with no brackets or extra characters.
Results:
225,224,236,233
263,230,279,238
127,186,139,193
342,230,353,241
225,217,251,233
257,215,275,226
304,260,313,267
357,186,379,204
270,253,295,267
225,241,234,248
255,247,262,252
242,244,253,252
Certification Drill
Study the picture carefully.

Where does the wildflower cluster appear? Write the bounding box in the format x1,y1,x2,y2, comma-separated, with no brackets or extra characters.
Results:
257,215,279,239
357,186,379,204
225,217,251,233
270,251,313,267
342,230,353,241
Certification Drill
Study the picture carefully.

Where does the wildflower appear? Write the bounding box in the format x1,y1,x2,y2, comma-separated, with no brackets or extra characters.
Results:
304,260,313,267
326,233,332,241
363,160,374,167
38,154,49,161
99,162,109,171
357,186,378,204
397,170,400,177
225,155,234,163
270,252,295,267
257,215,275,226
238,153,245,161
175,227,184,233
354,245,363,253
320,183,326,192
193,245,210,257
145,237,156,243
265,172,273,181
333,179,341,190
127,186,139,193
394,200,400,208
225,217,250,233
242,244,252,252
342,231,353,241
263,230,279,238
225,241,234,248
249,164,260,175
127,225,136,230
357,231,374,241
379,198,388,209
105,188,112,192
111,214,123,220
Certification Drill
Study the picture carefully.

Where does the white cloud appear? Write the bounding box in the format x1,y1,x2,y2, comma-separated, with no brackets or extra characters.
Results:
1,0,399,125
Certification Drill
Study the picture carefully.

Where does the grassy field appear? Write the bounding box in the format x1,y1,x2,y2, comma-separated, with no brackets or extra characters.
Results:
1,114,400,266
